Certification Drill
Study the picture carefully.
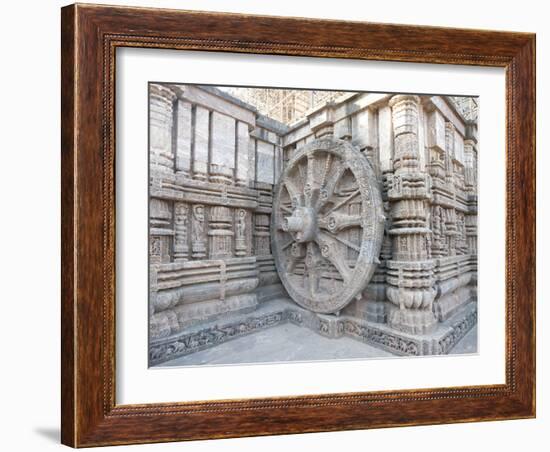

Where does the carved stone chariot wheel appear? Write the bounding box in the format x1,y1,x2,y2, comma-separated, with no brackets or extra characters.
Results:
271,137,385,314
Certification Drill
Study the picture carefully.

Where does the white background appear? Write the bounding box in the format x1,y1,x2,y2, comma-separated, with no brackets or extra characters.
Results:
0,0,546,451
117,48,505,404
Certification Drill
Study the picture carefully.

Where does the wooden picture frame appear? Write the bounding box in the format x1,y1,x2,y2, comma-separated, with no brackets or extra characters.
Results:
61,3,535,447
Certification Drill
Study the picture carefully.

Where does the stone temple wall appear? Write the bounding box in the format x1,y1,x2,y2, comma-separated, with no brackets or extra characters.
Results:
282,93,478,335
149,83,288,340
148,84,478,363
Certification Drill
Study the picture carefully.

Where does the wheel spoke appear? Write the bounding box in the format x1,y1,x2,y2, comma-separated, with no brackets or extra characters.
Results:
318,211,362,233
297,160,307,189
286,242,305,273
286,255,300,273
317,159,346,208
284,179,302,207
279,204,292,214
304,153,320,208
320,230,361,253
280,238,294,250
306,153,316,189
320,153,332,187
322,189,360,216
315,234,352,282
305,242,322,296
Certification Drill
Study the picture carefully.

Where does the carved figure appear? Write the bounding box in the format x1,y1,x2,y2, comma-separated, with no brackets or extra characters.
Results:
235,209,247,257
191,204,206,259
236,209,246,238
193,205,205,240
174,203,189,260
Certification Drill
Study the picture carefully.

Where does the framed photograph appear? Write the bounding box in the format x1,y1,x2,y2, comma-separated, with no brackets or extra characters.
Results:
61,3,535,447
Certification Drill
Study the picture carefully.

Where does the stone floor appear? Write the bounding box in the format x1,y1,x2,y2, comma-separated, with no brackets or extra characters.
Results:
161,321,478,367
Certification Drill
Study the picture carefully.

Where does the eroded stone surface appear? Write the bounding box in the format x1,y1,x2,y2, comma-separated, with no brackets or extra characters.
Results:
151,297,477,366
272,137,384,313
148,84,478,365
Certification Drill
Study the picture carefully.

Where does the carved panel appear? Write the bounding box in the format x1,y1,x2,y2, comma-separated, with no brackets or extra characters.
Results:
254,213,271,256
149,84,176,172
173,202,189,261
208,206,234,259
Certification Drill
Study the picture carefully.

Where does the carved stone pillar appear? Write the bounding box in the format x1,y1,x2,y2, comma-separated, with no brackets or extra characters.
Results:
173,202,189,261
208,206,234,259
352,107,379,177
310,103,335,139
253,213,271,256
426,108,446,184
191,204,206,259
149,234,161,321
443,123,459,256
465,211,478,255
431,205,446,257
248,137,257,187
456,212,468,255
192,106,209,181
210,112,236,185
386,95,437,334
149,236,162,268
149,84,176,172
175,100,192,177
236,122,251,187
464,141,477,195
274,144,283,185
464,120,478,256
149,201,177,334
444,122,456,185
361,103,393,322
149,198,173,264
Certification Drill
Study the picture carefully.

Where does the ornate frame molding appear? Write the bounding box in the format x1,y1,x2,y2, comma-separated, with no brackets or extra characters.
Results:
61,4,535,447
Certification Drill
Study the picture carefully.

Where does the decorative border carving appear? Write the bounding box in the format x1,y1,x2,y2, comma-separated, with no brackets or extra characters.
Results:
150,312,285,365
150,299,477,365
438,306,478,354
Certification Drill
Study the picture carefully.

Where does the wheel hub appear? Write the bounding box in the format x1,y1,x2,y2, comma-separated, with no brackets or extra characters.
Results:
282,206,318,243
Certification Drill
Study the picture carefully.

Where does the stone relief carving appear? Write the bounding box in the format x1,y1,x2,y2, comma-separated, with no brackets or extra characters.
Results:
386,95,438,335
150,311,285,365
254,214,271,256
150,236,161,257
271,136,385,314
174,202,189,261
149,300,478,365
235,209,248,257
148,84,478,364
208,206,234,259
191,204,206,259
